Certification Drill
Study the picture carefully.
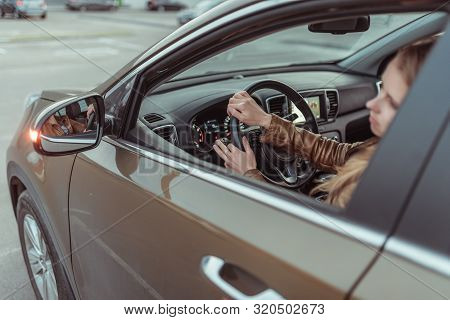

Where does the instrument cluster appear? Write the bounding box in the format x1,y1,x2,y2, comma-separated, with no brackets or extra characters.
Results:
191,114,245,152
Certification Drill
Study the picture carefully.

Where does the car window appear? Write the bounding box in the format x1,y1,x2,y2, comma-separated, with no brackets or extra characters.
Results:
173,13,425,80
104,75,137,136
135,9,444,217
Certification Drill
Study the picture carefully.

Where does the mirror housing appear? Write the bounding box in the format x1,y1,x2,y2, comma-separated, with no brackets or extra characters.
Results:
308,16,370,34
32,93,105,156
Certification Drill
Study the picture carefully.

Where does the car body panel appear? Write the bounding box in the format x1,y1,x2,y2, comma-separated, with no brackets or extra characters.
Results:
40,89,86,103
352,252,450,299
68,137,382,299
7,97,79,295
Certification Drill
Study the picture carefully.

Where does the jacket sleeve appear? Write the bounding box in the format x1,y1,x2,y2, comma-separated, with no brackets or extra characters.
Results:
243,168,267,183
42,123,63,137
259,114,363,173
69,119,87,134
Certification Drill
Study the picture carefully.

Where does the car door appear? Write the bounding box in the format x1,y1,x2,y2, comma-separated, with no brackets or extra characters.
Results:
69,133,389,299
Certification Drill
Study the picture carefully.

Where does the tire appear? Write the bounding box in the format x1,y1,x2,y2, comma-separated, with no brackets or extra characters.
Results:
17,191,74,300
0,10,4,18
40,13,46,19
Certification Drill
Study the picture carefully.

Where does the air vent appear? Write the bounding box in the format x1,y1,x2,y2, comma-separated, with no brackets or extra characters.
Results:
153,125,178,145
267,96,286,116
326,90,339,119
143,113,165,123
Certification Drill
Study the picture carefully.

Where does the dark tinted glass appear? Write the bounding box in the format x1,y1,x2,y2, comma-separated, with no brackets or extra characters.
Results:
395,124,450,257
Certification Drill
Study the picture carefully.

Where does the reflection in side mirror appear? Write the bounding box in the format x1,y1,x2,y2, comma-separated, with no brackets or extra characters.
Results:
308,16,370,34
34,94,105,155
41,97,98,137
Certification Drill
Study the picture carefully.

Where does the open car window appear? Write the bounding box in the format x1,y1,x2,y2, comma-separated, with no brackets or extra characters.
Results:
135,10,442,216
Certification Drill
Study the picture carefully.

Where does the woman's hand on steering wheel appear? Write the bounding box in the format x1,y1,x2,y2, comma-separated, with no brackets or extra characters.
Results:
228,91,272,129
87,104,95,118
213,136,257,174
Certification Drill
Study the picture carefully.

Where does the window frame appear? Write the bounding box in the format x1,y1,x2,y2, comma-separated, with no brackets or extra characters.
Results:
102,0,449,237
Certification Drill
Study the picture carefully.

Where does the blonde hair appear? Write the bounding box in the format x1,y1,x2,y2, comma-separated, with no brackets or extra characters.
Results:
311,36,437,208
396,36,437,86
310,140,378,208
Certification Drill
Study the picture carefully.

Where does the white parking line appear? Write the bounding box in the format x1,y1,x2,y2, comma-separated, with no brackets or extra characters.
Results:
97,37,144,51
53,47,119,57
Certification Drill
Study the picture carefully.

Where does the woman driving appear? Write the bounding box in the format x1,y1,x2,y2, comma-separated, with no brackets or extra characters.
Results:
213,37,436,208
41,102,96,137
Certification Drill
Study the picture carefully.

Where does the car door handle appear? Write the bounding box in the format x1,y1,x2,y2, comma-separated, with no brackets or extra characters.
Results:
201,255,284,300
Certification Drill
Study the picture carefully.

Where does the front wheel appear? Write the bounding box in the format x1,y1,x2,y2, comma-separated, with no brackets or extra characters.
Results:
17,191,74,299
41,13,46,19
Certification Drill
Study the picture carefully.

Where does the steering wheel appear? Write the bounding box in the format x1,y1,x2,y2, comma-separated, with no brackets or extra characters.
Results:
230,80,319,188
86,112,96,131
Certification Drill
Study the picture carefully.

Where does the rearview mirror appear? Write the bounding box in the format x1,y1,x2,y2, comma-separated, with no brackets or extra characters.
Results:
308,16,370,34
32,94,105,156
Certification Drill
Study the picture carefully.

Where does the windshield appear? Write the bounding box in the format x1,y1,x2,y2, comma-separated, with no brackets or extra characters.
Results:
173,13,425,80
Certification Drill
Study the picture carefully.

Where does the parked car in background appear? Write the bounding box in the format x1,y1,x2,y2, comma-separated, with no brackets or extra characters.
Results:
177,0,224,25
0,0,47,18
66,0,117,11
147,0,186,11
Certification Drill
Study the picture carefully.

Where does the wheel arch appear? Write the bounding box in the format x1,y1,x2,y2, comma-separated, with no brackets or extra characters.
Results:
9,176,27,216
6,161,80,299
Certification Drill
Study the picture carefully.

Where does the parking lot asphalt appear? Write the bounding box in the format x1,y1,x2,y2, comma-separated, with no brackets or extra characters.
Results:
0,7,177,299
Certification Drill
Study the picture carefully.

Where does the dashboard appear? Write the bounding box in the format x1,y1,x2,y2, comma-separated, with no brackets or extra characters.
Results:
188,88,338,153
137,69,378,161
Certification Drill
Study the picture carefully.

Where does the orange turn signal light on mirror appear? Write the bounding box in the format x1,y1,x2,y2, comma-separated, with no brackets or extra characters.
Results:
29,129,39,143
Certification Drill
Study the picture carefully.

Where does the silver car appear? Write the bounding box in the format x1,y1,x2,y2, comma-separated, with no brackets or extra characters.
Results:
0,0,47,19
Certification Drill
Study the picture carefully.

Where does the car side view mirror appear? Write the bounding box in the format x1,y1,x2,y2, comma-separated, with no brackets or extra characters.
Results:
308,16,370,34
32,94,105,156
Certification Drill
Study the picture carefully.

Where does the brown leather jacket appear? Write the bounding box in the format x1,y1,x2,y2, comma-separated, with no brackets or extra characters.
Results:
244,114,378,208
41,115,86,137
